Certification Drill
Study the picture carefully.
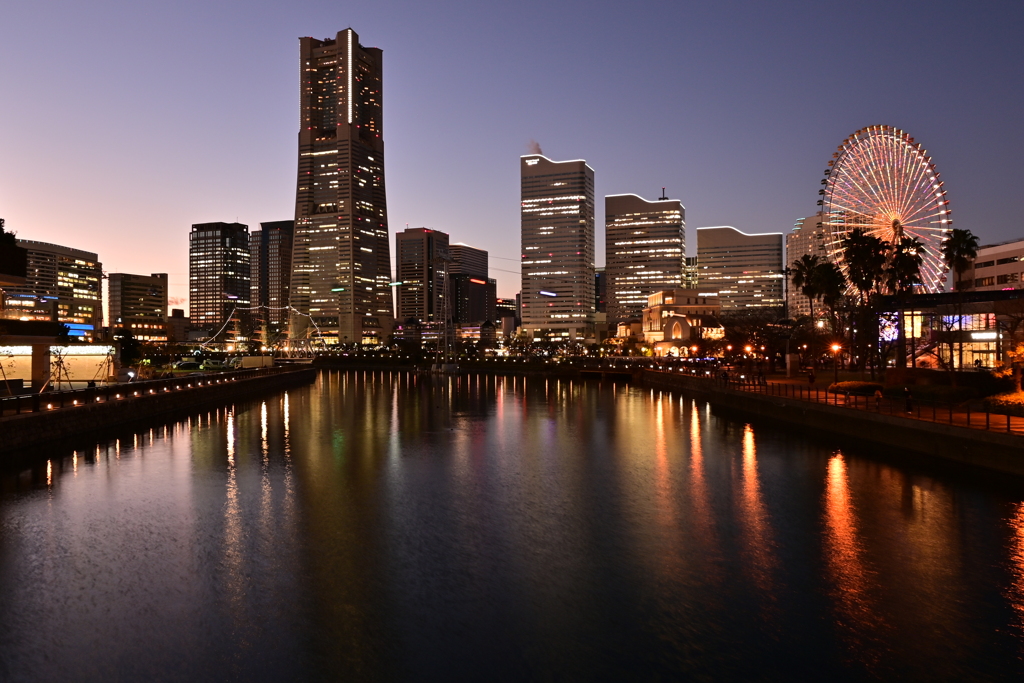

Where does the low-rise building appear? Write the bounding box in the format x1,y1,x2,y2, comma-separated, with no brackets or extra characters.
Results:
641,289,723,356
963,238,1024,292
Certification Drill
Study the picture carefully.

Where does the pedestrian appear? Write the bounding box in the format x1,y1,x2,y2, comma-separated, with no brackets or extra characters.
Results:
904,387,913,414
874,389,883,410
808,369,816,385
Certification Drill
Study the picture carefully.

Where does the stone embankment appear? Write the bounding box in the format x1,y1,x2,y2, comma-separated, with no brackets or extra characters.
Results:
0,366,317,457
638,369,1024,476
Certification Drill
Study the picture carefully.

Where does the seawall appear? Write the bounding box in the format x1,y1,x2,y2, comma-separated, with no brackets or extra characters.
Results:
0,367,317,457
638,369,1024,476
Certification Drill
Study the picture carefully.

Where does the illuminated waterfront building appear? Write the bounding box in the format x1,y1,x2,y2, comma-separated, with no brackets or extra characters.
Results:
605,193,685,324
108,273,168,342
6,240,102,341
520,154,595,339
250,221,294,338
786,213,828,317
189,222,251,336
288,28,392,345
696,226,784,310
396,228,449,323
641,289,723,355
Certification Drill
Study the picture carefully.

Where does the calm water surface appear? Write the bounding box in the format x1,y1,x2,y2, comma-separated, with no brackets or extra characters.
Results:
2,371,1024,681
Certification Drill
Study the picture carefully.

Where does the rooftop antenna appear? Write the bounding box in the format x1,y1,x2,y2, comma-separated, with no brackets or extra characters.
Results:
659,187,668,200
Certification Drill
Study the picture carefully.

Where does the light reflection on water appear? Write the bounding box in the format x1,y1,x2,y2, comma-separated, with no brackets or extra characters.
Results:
1,370,1023,680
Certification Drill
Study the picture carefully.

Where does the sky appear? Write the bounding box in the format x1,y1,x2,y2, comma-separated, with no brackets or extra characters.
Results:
2,0,1022,310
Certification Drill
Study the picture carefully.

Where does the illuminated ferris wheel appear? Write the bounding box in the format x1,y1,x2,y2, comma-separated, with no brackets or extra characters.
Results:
820,125,951,293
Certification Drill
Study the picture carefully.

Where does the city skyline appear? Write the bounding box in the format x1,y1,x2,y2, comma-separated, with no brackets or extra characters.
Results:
2,1,1023,312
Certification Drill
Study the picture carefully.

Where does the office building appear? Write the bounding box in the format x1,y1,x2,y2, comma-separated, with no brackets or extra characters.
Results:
189,222,250,337
605,194,685,324
785,213,829,317
449,243,488,279
167,309,189,342
250,220,294,338
963,238,1024,291
450,275,496,325
108,272,168,341
595,267,607,314
395,227,449,323
6,240,102,340
696,226,784,310
520,154,595,339
289,28,392,345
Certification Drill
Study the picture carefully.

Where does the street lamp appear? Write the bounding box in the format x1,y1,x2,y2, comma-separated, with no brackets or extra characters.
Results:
831,343,841,383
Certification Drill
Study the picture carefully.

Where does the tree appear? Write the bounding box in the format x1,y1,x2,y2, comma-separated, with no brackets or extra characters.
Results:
941,228,980,373
791,254,822,321
841,229,887,377
941,228,980,292
815,261,846,335
884,236,925,373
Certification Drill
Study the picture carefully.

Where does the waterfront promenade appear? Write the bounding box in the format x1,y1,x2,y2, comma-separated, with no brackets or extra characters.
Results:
638,366,1024,475
0,366,317,457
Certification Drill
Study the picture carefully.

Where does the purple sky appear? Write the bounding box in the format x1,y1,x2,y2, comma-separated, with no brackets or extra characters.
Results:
2,0,1022,309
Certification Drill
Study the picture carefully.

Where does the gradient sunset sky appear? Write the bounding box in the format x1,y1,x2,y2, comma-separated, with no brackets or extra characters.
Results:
2,0,1022,308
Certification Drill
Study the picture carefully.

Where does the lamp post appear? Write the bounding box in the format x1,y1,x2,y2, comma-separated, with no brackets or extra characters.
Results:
831,343,841,384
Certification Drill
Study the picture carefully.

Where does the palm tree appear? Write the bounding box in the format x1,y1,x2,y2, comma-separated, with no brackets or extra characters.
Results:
816,261,846,334
941,228,980,373
791,254,822,321
941,228,980,291
842,229,887,304
841,229,887,377
884,236,925,372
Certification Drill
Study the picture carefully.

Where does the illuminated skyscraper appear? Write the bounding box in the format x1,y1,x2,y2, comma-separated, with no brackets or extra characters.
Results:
696,226,784,310
250,220,294,336
604,193,685,323
520,155,595,339
289,28,392,345
395,227,449,323
189,222,250,335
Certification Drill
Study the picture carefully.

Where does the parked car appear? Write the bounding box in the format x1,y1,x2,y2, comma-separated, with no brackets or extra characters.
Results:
200,359,227,371
172,361,201,371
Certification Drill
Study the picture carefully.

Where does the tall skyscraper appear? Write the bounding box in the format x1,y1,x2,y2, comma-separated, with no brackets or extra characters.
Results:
604,193,685,324
189,222,250,335
785,213,828,317
7,240,102,341
448,243,488,279
520,155,595,339
250,220,294,336
696,226,784,310
289,28,392,345
108,272,168,341
395,227,449,323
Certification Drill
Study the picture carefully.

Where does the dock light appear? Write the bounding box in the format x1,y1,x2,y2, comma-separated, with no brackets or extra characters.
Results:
47,404,53,410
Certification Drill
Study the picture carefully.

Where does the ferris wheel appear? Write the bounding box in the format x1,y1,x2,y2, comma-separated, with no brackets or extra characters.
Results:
820,125,951,294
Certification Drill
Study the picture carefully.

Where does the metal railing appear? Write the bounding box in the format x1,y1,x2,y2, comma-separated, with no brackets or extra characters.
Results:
646,367,1024,436
0,367,296,418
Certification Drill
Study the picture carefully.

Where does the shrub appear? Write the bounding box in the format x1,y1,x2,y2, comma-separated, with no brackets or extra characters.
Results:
827,381,883,395
984,392,1024,417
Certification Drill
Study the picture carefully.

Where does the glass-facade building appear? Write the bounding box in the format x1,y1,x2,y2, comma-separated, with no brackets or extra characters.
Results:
7,240,102,341
604,193,685,324
189,222,250,337
289,28,393,345
520,155,595,340
250,220,294,340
